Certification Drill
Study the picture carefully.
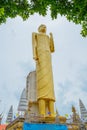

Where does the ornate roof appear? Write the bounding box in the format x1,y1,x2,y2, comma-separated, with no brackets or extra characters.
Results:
0,125,7,130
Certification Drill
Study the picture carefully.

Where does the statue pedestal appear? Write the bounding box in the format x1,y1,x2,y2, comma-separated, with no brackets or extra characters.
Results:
58,116,67,124
23,122,68,130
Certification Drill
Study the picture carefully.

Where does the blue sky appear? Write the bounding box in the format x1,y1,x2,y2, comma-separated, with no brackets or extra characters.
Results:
0,13,87,122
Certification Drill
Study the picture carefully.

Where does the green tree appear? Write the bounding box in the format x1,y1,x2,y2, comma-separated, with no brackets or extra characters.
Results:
0,0,87,37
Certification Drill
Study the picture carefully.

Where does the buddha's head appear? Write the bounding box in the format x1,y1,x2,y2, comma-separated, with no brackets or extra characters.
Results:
38,24,46,33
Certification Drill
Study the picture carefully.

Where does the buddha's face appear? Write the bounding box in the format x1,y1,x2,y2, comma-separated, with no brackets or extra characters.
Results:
38,25,46,33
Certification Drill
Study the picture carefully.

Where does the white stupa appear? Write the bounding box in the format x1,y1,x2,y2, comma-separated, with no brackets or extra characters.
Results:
6,105,13,123
0,113,3,124
18,88,28,113
79,99,87,122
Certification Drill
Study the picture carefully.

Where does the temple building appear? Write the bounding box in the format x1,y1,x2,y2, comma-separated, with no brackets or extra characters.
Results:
6,116,24,130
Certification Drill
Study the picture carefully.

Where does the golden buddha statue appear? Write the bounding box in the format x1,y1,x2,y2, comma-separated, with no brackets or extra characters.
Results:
32,24,55,117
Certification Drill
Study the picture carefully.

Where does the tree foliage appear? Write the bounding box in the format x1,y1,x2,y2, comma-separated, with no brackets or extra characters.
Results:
0,0,87,37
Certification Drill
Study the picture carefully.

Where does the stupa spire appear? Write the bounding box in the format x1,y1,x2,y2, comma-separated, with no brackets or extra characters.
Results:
79,99,87,122
6,105,13,123
17,88,28,113
0,113,3,124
